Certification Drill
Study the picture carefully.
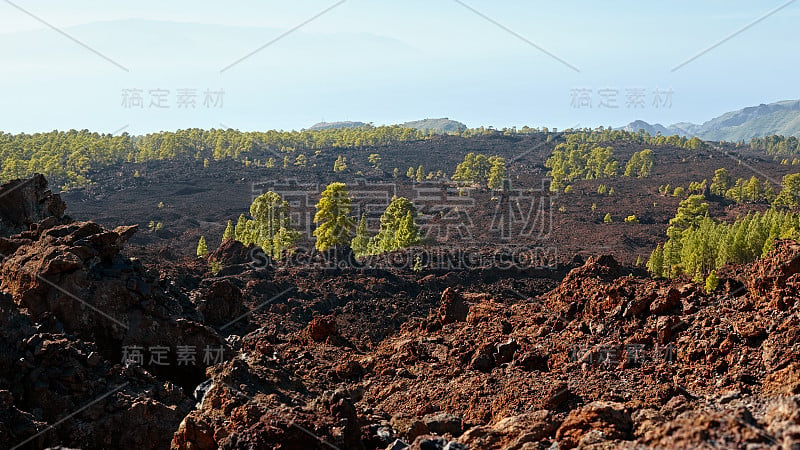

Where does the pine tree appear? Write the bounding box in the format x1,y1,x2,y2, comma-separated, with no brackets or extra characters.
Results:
333,155,347,172
774,173,800,207
313,182,356,251
415,165,425,182
487,157,506,190
603,213,612,223
234,214,248,242
248,191,301,258
222,220,234,242
624,149,653,178
624,151,641,177
668,195,708,233
369,196,419,254
710,168,731,195
744,176,762,202
705,270,719,293
351,214,370,257
395,211,421,248
196,236,208,257
406,166,415,179
637,149,654,178
368,153,381,169
647,243,664,278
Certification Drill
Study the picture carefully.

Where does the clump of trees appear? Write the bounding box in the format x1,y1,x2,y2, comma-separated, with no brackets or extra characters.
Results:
367,196,422,255
333,155,347,172
220,184,421,260
623,149,654,178
750,135,800,156
706,168,777,203
647,195,800,281
773,173,800,207
451,153,506,189
545,139,618,191
234,192,302,258
551,128,704,150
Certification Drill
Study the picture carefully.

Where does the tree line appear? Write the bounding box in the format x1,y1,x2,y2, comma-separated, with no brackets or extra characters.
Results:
0,126,429,187
749,135,800,156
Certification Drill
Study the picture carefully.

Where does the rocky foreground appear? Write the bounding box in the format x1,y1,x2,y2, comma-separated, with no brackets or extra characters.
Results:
0,175,799,449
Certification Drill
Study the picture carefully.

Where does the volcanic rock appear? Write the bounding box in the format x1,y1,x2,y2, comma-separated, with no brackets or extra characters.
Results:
0,174,67,238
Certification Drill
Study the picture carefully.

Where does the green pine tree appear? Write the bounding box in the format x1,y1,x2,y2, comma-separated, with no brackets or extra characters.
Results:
487,157,506,190
415,165,425,182
647,243,664,278
313,182,356,251
369,196,419,254
222,220,234,242
247,191,301,258
395,210,421,248
705,270,719,293
351,214,371,257
710,168,731,195
196,236,209,257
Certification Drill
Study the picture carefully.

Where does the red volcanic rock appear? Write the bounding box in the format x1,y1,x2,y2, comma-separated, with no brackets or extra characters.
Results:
437,287,469,325
306,316,338,342
458,410,560,449
745,239,800,309
0,174,68,237
194,279,246,328
555,401,632,449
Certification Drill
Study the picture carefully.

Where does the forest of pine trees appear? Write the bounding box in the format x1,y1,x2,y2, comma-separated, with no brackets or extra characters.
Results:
451,153,506,188
0,126,710,189
750,135,800,156
648,196,800,282
0,126,428,187
545,137,618,191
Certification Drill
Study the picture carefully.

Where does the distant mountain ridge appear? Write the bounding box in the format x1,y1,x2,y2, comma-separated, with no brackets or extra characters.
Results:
402,118,467,133
622,100,800,142
307,118,467,134
308,121,367,130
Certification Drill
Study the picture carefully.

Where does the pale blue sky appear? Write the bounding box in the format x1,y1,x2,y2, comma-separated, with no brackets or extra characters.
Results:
1,0,797,133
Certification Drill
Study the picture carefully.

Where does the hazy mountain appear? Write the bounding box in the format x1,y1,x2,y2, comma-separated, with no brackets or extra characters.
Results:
622,100,800,142
306,118,467,134
308,121,368,130
402,118,467,134
621,120,674,136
